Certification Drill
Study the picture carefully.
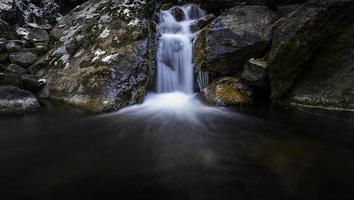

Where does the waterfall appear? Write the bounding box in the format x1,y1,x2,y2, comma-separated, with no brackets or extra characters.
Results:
156,5,205,94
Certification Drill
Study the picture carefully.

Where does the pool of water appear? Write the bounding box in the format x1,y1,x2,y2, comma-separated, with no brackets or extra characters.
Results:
1,100,354,200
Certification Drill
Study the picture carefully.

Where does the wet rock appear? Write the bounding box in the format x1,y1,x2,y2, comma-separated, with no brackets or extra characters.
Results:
0,86,40,114
189,14,215,33
202,77,253,106
21,74,46,92
194,6,277,75
241,58,268,87
5,64,27,75
9,52,38,68
39,0,154,112
268,1,354,101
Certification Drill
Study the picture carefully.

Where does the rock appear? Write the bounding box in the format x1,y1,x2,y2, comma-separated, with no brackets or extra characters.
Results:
194,6,277,75
9,52,38,67
241,58,268,87
189,14,215,33
0,73,22,87
26,28,49,46
38,0,155,112
284,20,354,111
268,1,354,100
0,86,40,114
5,41,22,53
21,74,46,92
202,77,253,106
21,46,48,56
170,6,186,21
5,64,27,74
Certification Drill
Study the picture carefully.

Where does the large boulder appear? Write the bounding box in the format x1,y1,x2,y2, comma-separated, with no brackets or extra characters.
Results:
194,6,276,75
285,20,354,111
268,0,354,106
0,86,40,114
37,0,155,112
201,77,253,106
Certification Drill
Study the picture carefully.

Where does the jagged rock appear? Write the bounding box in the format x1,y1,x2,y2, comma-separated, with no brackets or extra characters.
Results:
21,74,46,92
5,64,27,74
38,0,155,112
241,58,268,87
189,14,215,33
9,52,38,67
268,0,354,104
0,86,40,114
194,6,277,75
202,77,253,106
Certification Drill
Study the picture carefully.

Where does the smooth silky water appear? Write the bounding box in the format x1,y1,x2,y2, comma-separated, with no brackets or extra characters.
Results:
1,5,354,200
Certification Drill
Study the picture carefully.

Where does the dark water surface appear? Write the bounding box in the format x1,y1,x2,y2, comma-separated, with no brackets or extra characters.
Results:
1,101,354,200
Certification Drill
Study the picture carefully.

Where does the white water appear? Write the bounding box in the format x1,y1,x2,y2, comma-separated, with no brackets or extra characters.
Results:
109,5,226,118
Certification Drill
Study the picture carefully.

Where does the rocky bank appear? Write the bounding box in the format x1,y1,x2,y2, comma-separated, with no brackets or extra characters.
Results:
0,0,353,114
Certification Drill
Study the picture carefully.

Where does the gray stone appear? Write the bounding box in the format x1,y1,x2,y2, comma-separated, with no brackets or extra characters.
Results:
194,6,277,75
10,52,38,67
21,74,46,92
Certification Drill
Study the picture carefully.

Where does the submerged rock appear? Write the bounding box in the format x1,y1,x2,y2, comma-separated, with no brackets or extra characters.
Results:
194,6,276,75
0,86,40,114
38,0,155,112
202,77,253,106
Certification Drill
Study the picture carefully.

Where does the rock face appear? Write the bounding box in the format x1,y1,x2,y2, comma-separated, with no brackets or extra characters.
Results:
285,21,354,110
194,6,276,75
202,77,253,106
268,0,354,110
37,0,155,112
0,86,40,114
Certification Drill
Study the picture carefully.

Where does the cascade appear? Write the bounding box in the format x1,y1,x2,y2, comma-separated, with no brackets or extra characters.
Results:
156,5,205,94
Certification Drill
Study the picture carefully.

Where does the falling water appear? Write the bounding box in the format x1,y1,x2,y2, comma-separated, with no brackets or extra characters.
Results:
156,5,205,94
110,5,223,115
